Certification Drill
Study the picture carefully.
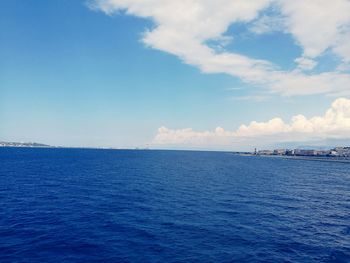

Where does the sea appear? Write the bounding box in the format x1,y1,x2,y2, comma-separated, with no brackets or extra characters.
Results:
0,147,349,262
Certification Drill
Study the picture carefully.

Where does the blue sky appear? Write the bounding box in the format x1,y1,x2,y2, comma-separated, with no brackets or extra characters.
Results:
1,0,350,150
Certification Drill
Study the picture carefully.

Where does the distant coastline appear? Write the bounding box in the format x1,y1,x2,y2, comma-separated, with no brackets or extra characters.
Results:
2,141,350,165
242,153,350,163
0,141,52,148
237,147,350,164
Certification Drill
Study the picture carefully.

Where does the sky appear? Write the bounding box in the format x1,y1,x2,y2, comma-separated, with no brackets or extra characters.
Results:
1,0,350,151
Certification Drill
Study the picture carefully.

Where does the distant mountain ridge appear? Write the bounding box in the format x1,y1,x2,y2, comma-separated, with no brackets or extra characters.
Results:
0,141,51,147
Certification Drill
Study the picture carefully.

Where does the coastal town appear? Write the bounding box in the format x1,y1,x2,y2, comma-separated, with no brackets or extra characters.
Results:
255,147,350,157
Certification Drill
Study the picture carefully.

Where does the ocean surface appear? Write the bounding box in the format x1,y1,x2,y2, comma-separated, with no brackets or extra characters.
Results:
0,148,349,263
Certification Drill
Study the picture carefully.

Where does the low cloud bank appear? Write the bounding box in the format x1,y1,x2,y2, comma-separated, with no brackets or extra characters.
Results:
152,98,350,149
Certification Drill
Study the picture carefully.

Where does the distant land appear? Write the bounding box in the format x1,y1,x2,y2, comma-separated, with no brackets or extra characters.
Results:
0,141,51,148
253,147,350,157
235,146,350,163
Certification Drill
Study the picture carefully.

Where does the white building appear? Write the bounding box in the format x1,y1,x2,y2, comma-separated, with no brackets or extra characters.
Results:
294,149,317,156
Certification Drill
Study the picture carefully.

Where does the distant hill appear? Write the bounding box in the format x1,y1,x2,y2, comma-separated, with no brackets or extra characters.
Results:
0,141,51,147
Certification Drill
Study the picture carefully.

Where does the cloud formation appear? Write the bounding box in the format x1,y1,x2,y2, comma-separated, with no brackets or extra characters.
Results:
152,98,350,148
280,0,350,61
90,0,350,96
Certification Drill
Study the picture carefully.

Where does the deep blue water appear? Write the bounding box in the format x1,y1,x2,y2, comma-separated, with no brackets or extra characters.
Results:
0,148,349,262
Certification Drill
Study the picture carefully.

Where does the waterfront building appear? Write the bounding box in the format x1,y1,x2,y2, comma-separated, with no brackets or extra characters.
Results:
285,149,295,156
273,149,286,155
294,149,317,156
314,150,330,156
330,150,340,157
334,147,350,157
258,150,273,155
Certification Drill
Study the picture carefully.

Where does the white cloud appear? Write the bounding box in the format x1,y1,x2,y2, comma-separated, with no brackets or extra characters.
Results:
249,14,285,35
90,0,350,96
152,98,350,149
294,57,317,71
237,98,350,136
279,0,350,60
153,126,236,147
335,34,350,61
231,95,269,102
337,62,350,72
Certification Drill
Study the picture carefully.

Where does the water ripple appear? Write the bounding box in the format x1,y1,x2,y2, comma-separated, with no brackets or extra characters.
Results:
0,148,349,262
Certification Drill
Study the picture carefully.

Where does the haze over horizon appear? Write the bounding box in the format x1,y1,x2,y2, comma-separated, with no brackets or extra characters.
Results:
1,0,350,151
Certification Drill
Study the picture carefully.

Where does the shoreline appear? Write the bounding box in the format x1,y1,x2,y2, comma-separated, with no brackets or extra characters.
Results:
239,153,350,164
1,146,350,163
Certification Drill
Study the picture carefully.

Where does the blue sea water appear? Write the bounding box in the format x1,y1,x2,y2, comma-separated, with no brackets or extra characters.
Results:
0,148,349,263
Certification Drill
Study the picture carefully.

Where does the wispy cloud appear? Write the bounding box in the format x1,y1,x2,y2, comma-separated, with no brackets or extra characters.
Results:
294,57,317,71
230,95,269,102
226,87,245,91
249,13,285,35
90,0,350,96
